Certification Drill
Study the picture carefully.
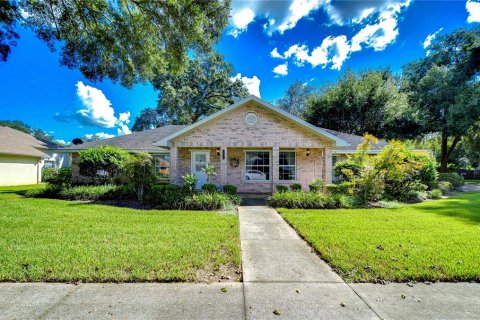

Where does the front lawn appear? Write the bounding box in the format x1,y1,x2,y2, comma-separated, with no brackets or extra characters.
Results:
465,179,480,184
0,185,240,282
279,192,480,283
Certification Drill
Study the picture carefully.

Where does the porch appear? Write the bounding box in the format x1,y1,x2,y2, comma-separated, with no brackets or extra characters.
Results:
169,146,333,194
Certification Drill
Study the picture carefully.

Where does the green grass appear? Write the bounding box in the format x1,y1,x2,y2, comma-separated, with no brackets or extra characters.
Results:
465,179,480,184
0,185,240,282
279,192,480,283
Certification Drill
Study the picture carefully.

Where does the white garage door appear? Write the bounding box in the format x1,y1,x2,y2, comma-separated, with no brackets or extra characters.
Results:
0,155,40,186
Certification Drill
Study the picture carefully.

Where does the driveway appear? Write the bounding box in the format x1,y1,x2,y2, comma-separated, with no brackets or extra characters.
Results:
1,204,479,319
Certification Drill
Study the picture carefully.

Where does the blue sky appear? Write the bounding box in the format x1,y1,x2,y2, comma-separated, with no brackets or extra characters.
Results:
0,0,479,144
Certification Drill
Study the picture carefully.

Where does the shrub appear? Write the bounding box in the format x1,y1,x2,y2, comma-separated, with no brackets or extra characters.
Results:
201,183,217,193
182,173,198,193
183,192,235,210
267,191,352,209
25,184,62,198
41,167,72,188
413,152,438,189
309,178,324,193
290,183,302,191
222,184,238,195
438,173,465,190
334,159,361,182
42,168,57,182
437,181,453,195
355,166,385,204
144,184,186,209
201,164,217,182
58,185,131,201
428,189,442,199
77,146,131,184
326,182,354,195
124,152,156,201
276,185,288,193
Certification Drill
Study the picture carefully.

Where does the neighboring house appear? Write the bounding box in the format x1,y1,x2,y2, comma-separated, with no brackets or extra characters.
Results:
62,96,389,193
0,126,69,185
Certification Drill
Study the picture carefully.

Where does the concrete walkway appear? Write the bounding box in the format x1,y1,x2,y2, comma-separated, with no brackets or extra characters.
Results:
2,204,480,319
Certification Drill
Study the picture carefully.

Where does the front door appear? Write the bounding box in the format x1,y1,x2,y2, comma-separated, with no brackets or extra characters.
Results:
191,151,210,189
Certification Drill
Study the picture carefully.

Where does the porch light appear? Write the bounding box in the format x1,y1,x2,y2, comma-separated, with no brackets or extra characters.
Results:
306,148,310,157
216,148,221,156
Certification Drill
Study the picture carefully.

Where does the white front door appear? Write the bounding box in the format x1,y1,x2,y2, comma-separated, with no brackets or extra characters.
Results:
191,151,210,189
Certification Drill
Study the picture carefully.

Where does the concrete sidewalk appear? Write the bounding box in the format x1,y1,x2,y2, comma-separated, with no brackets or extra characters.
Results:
1,204,480,319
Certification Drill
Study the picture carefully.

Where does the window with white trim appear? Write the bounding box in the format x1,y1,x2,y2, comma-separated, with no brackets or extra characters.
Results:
154,155,170,179
43,160,55,169
279,151,296,181
245,151,270,181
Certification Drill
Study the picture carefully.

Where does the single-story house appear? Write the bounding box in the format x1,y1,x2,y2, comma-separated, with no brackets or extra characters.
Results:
0,126,69,185
62,96,388,193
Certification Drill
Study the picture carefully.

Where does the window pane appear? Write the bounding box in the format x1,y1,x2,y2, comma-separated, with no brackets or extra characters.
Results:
246,151,270,181
279,151,296,181
154,155,170,179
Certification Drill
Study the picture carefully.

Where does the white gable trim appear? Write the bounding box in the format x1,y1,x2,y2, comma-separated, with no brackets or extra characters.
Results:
155,95,349,147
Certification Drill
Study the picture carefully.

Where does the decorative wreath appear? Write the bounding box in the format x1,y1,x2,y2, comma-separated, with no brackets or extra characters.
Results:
229,157,240,168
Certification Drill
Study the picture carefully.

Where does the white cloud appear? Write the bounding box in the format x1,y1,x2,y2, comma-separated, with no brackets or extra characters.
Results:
74,81,131,136
270,48,283,58
324,0,410,25
273,62,289,76
85,132,115,140
231,73,261,97
229,0,322,37
229,8,255,37
270,0,410,71
277,35,350,70
466,0,480,23
423,28,443,55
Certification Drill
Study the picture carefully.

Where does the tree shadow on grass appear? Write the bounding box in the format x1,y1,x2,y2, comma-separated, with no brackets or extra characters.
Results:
65,199,154,210
414,195,480,225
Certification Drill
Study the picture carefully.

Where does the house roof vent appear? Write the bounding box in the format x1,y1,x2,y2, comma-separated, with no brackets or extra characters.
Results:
245,112,258,126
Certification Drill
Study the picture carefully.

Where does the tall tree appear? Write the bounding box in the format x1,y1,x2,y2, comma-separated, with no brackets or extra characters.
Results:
0,119,55,141
131,108,169,132
403,27,480,172
4,0,230,87
152,51,249,124
0,0,19,62
303,69,410,139
276,80,315,117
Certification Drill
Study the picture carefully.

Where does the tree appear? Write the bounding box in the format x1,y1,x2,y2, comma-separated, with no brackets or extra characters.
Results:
152,51,249,124
0,119,30,134
276,80,315,117
131,108,169,132
77,146,131,184
402,27,480,172
0,0,19,62
0,119,55,141
125,152,156,201
5,0,230,87
303,69,410,139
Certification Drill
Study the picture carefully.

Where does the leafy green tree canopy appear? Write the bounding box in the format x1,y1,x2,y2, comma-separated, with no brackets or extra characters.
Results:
0,0,19,62
276,80,315,117
304,69,410,139
0,119,55,142
152,51,249,124
4,0,231,87
402,27,480,172
131,108,169,132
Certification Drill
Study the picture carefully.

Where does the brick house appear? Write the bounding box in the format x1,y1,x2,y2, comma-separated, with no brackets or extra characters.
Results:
63,96,388,193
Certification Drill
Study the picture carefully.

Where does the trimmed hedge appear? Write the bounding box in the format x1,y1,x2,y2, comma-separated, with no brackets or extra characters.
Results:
276,185,288,193
267,191,352,209
290,183,302,191
222,185,238,195
326,182,354,195
201,183,217,193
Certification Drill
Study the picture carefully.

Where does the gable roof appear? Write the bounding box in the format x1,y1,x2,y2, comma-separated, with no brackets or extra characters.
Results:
61,125,187,152
0,126,58,158
155,95,349,147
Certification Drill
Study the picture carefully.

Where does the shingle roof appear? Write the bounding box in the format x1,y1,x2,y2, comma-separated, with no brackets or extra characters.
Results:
0,126,59,158
62,125,188,152
322,128,389,152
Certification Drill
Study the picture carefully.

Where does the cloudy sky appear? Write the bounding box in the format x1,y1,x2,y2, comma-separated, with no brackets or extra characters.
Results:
0,0,479,143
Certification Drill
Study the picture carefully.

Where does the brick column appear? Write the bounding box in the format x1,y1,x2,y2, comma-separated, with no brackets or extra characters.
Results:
272,146,279,185
324,146,333,184
170,144,179,185
220,146,227,185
